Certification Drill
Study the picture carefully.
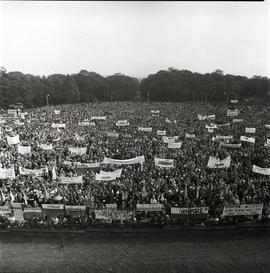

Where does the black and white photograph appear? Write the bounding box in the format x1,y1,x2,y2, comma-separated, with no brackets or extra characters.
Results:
0,1,270,273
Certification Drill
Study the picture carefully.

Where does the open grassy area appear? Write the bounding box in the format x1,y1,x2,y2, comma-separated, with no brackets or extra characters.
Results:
0,229,269,273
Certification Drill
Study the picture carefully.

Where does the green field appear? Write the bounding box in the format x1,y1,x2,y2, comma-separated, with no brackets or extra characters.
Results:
0,229,269,273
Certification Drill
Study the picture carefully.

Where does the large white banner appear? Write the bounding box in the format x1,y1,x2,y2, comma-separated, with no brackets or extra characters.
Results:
198,114,215,121
116,120,130,126
212,135,233,141
207,155,231,169
136,204,163,212
171,207,209,215
220,143,241,149
240,136,255,143
91,116,107,120
103,156,145,165
222,204,263,216
168,142,182,149
19,167,45,177
155,157,174,168
138,127,152,132
185,133,195,138
59,176,83,184
18,145,31,155
95,172,117,181
157,130,166,136
68,147,87,155
100,169,122,178
40,144,53,151
162,136,179,143
245,128,256,134
51,123,66,128
252,165,270,176
0,167,15,179
7,135,20,145
54,110,61,115
227,109,239,117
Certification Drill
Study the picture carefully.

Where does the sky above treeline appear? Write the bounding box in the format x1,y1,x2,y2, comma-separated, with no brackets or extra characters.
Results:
1,1,269,79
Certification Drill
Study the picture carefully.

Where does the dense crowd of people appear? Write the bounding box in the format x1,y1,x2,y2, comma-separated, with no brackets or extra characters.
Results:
0,101,270,229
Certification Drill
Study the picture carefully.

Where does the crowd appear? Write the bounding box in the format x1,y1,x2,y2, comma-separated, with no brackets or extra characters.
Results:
0,100,270,229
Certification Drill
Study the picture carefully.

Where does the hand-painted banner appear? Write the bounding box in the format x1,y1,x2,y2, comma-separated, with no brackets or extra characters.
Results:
105,204,118,210
155,157,174,168
136,204,163,212
230,100,238,104
94,210,130,221
116,120,130,126
185,133,195,138
207,156,231,169
95,172,117,181
0,167,15,180
157,130,166,136
162,136,179,143
107,132,119,138
59,176,83,184
18,145,31,155
68,147,87,155
40,144,53,151
233,119,244,123
222,204,263,216
220,142,241,149
78,121,89,126
91,116,107,120
103,156,145,165
51,123,66,128
138,127,152,132
63,161,100,169
7,135,20,145
171,207,209,215
252,165,270,176
54,110,61,115
240,136,255,143
168,142,182,149
7,109,17,116
19,167,45,177
198,114,215,121
212,135,233,141
65,205,86,216
42,204,64,210
100,169,122,178
245,127,256,134
227,109,239,117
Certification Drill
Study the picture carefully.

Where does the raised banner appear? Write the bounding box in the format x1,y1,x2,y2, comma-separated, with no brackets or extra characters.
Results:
51,123,66,128
206,114,216,120
136,204,163,212
103,156,145,165
78,121,90,126
0,206,11,215
42,204,64,210
220,143,241,149
40,144,53,151
65,205,86,216
107,132,119,138
155,157,174,168
18,145,31,155
207,156,231,169
265,124,270,129
116,120,130,127
68,147,87,155
100,169,122,178
138,127,152,132
0,167,15,180
59,176,83,184
240,136,255,143
63,161,100,169
245,128,256,134
233,119,244,123
212,135,233,141
185,133,195,138
157,130,166,136
19,167,45,177
95,172,117,181
208,128,214,133
230,100,238,104
151,110,160,114
198,114,206,121
91,116,107,121
252,165,270,176
14,120,24,126
162,136,178,143
222,204,263,216
23,207,42,219
105,204,117,210
206,124,218,129
94,210,130,221
171,207,209,215
7,135,20,145
168,142,182,149
227,109,239,117
54,110,61,115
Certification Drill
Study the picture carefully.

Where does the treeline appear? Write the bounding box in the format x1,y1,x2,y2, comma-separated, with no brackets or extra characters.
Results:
0,67,269,108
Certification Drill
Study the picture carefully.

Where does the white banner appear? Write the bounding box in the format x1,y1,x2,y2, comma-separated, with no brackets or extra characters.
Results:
103,156,145,165
227,109,239,117
208,128,214,133
107,132,119,138
0,167,15,180
136,204,163,212
116,120,130,126
265,124,270,129
206,124,218,129
18,145,31,155
157,130,166,136
162,136,178,143
252,165,270,176
168,142,182,149
185,133,195,138
54,110,61,115
59,176,83,184
42,204,64,210
212,135,233,141
154,157,174,168
206,114,216,120
100,169,122,178
95,172,117,181
171,207,209,215
138,127,152,132
198,114,206,121
40,144,53,151
207,155,231,169
19,167,45,177
240,136,255,143
222,204,263,216
151,110,160,114
245,128,256,134
220,143,241,149
68,147,87,155
230,100,238,104
51,123,65,128
14,120,24,126
91,116,107,120
233,119,244,123
7,135,20,145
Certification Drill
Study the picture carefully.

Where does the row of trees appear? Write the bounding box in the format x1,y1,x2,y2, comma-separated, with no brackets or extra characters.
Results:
0,67,269,108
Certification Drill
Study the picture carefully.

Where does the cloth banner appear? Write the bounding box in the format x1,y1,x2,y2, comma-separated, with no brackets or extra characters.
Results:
100,169,122,178
91,116,107,120
0,206,11,215
40,144,53,151
198,114,206,121
103,156,145,165
105,204,117,210
42,204,64,210
51,123,65,128
233,119,244,123
171,207,209,215
107,132,119,138
7,109,17,116
138,127,152,132
63,161,100,169
18,145,31,155
59,176,83,184
151,110,160,114
206,124,218,129
95,172,117,181
208,128,214,133
230,100,238,104
168,142,182,149
65,205,86,216
136,204,163,212
240,136,255,143
207,156,231,169
23,208,42,219
245,128,256,134
94,210,130,221
157,130,166,136
220,143,241,149
155,157,174,168
227,109,239,117
19,167,45,177
163,136,178,143
7,135,20,145
68,147,87,155
222,204,263,216
186,133,195,138
252,165,270,176
212,135,233,141
116,120,130,126
54,110,61,115
265,124,270,129
0,167,15,180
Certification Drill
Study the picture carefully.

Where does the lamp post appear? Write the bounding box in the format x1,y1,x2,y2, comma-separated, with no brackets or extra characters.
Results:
46,94,50,108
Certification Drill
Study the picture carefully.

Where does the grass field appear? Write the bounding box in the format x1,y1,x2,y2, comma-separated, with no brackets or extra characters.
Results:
0,229,269,273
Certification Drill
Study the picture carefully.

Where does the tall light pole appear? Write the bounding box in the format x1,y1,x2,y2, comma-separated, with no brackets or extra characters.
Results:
46,94,50,108
147,91,150,104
